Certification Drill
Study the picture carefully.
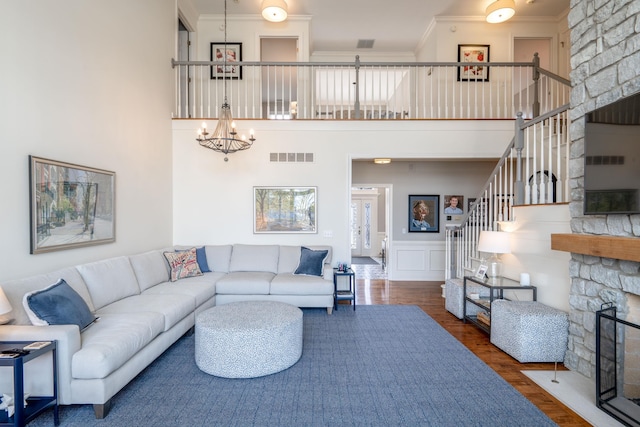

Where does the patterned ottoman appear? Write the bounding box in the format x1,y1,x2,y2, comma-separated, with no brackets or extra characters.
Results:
490,300,568,363
195,301,303,378
444,278,490,320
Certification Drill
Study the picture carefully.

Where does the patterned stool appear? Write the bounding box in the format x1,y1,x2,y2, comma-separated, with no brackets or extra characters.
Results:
444,278,490,320
491,300,568,363
195,301,303,378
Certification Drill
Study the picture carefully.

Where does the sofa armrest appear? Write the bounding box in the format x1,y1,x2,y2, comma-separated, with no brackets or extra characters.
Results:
0,324,81,404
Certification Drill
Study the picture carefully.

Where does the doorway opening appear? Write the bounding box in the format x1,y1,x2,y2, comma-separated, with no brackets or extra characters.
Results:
260,37,298,119
350,186,389,280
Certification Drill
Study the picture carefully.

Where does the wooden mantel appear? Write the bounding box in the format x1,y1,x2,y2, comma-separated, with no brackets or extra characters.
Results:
551,234,640,263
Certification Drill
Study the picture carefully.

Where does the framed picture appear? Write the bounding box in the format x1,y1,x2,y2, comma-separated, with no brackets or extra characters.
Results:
458,44,490,82
210,42,242,79
475,264,488,279
29,156,115,254
444,195,464,215
408,195,439,233
254,187,317,233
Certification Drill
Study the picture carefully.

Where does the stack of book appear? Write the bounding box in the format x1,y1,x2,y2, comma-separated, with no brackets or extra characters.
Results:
477,311,490,326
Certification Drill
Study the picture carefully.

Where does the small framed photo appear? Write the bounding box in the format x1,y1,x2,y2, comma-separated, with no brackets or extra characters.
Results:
408,195,439,233
458,44,490,82
444,195,464,215
210,42,242,79
475,264,488,279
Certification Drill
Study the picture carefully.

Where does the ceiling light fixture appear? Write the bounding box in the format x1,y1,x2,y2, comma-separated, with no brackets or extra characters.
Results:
485,0,516,24
374,158,391,164
197,0,255,161
262,0,288,23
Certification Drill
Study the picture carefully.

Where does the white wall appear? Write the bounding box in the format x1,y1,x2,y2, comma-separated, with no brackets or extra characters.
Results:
172,119,513,276
0,1,176,281
500,204,572,311
422,17,567,72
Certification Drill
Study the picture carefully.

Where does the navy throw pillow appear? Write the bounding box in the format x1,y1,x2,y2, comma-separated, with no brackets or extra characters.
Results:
25,279,97,330
294,247,329,277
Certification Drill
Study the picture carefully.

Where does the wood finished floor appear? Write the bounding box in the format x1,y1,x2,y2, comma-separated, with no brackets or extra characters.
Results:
348,279,590,427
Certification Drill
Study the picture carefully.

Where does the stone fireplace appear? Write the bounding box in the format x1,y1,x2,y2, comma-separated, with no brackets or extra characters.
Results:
564,0,640,383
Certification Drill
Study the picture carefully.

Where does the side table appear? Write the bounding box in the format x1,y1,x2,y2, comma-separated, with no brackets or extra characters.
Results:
333,268,356,311
0,341,59,427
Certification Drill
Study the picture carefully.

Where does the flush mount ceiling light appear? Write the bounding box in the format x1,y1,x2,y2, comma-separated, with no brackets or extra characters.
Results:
374,158,391,164
486,0,516,24
262,0,288,22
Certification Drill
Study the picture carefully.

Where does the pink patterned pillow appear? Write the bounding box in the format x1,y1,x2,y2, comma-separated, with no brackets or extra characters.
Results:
163,248,202,282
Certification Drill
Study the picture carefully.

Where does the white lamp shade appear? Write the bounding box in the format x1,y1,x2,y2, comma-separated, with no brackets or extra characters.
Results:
478,231,511,254
486,0,515,24
262,0,288,22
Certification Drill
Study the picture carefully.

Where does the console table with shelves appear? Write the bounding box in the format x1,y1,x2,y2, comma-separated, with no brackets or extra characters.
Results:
463,276,537,336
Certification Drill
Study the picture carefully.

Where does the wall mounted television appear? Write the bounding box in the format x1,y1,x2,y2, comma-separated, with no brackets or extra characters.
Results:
584,91,640,215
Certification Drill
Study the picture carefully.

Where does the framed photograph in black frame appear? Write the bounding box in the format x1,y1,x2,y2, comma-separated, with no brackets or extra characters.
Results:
210,42,242,79
408,195,439,233
457,44,490,82
29,156,115,254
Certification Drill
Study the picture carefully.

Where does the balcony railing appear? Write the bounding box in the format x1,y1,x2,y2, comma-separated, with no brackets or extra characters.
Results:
172,54,569,121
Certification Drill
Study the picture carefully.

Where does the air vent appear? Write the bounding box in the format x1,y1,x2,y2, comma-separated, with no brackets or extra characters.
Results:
270,153,314,163
356,39,375,49
586,156,625,165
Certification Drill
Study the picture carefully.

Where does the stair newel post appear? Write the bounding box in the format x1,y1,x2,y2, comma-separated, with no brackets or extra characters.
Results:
354,55,361,119
532,53,540,118
514,112,525,206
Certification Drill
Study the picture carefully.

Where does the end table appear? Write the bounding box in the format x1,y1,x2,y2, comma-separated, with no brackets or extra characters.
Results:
0,341,59,427
333,268,356,311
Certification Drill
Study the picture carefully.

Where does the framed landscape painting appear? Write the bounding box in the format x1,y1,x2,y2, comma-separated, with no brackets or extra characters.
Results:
458,44,490,81
29,156,115,254
254,186,317,233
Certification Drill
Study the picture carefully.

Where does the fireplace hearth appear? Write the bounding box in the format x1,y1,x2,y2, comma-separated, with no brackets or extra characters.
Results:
597,303,640,427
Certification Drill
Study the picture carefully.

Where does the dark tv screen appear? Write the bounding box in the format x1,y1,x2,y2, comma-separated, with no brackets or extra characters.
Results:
584,92,640,215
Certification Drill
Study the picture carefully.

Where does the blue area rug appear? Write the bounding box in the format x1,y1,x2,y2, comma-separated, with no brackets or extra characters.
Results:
31,305,556,426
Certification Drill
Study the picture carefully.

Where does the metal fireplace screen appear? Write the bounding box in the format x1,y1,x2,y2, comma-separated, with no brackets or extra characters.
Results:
596,303,640,426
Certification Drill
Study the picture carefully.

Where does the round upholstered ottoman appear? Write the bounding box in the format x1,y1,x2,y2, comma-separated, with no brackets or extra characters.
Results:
195,301,303,378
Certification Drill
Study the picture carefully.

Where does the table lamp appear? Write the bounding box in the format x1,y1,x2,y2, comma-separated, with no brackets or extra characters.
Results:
477,231,511,278
0,286,13,324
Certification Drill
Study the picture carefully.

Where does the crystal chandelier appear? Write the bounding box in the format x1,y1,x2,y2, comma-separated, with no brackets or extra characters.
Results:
197,0,255,161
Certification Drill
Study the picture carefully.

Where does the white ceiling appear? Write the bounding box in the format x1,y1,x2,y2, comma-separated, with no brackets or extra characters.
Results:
191,0,570,53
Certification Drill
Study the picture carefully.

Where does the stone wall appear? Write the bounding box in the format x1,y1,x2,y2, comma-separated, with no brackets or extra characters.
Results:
566,0,640,377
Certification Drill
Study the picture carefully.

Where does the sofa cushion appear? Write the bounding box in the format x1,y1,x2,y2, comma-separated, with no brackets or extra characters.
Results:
163,248,203,282
229,244,279,273
215,272,273,295
270,274,334,295
294,247,329,276
1,267,94,325
76,257,141,310
142,272,222,307
72,312,165,379
129,250,170,291
96,293,196,332
204,245,233,273
23,279,97,330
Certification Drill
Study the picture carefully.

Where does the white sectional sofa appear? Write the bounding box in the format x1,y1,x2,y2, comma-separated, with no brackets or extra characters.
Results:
0,244,333,418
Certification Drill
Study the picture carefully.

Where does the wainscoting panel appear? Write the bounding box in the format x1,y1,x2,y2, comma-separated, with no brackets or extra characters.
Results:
389,241,446,281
